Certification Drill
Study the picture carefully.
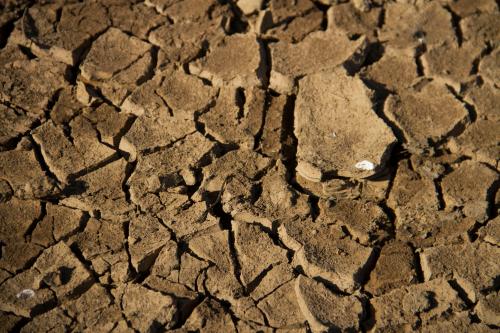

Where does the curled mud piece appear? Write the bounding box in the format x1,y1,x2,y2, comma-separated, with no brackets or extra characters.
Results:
295,69,396,181
269,31,368,94
10,2,110,66
79,27,153,106
189,33,266,88
385,80,470,150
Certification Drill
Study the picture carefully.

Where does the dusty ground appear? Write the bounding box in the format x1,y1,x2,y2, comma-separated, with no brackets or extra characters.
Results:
0,0,499,332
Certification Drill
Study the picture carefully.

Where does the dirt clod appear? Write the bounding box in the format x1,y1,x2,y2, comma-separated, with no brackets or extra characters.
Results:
0,0,498,331
295,69,396,180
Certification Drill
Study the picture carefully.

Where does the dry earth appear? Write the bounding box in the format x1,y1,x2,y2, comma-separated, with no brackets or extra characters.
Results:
0,0,499,332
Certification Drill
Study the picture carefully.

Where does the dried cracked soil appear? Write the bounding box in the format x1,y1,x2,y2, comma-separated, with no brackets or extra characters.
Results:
0,0,499,332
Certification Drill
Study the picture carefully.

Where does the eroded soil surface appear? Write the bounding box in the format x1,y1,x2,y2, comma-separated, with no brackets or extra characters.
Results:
0,0,499,332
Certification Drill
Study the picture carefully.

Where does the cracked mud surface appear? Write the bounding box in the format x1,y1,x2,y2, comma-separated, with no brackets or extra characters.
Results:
0,0,499,332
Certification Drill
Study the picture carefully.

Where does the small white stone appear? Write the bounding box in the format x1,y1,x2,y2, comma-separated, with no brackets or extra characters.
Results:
16,289,35,299
237,0,263,15
355,160,375,171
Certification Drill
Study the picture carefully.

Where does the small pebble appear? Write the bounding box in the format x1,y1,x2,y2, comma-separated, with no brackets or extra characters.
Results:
16,289,35,300
355,160,375,171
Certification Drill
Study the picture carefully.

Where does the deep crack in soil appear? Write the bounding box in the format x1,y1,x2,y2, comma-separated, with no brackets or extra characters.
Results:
0,0,499,332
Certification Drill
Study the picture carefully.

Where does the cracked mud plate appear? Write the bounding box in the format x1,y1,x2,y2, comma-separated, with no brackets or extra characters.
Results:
0,0,498,332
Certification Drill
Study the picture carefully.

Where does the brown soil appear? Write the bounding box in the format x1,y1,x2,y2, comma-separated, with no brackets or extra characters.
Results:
0,0,499,332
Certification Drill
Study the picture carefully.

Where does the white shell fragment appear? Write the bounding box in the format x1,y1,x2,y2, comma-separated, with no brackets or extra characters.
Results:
355,160,376,171
16,289,35,299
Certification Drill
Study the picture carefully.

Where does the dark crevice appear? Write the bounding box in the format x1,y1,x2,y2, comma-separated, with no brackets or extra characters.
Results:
362,81,408,166
415,53,425,77
279,94,298,179
69,153,121,180
309,195,320,221
118,302,138,333
44,89,64,124
137,46,158,86
357,246,380,289
251,221,292,262
470,57,481,76
433,178,446,211
313,276,352,297
12,317,32,333
378,7,386,29
269,7,315,29
260,36,272,86
253,67,279,153
412,246,425,283
112,116,137,156
29,135,62,188
348,33,362,41
18,44,37,59
185,168,204,199
204,191,246,294
361,42,385,68
62,122,75,144
219,1,247,34
163,14,175,26
68,243,103,287
154,90,174,117
253,91,271,151
244,263,273,295
320,10,328,31
426,86,474,150
192,92,219,136
227,225,245,293
449,279,475,309
115,50,154,81
253,272,294,304
472,42,494,76
257,38,270,86
312,0,330,12
0,106,42,151
447,85,478,123
67,211,90,242
182,39,210,75
122,160,137,204
377,201,397,243
1,0,498,330
486,177,500,220
470,176,500,236
361,298,375,332
54,7,63,29
123,220,138,280
445,6,463,46
468,219,486,243
235,87,246,122
24,201,46,241
68,26,113,85
139,131,195,156
144,20,167,41
212,201,233,231
469,313,483,325
0,18,16,49
482,275,500,295
133,261,156,285
162,292,205,329
73,81,114,107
